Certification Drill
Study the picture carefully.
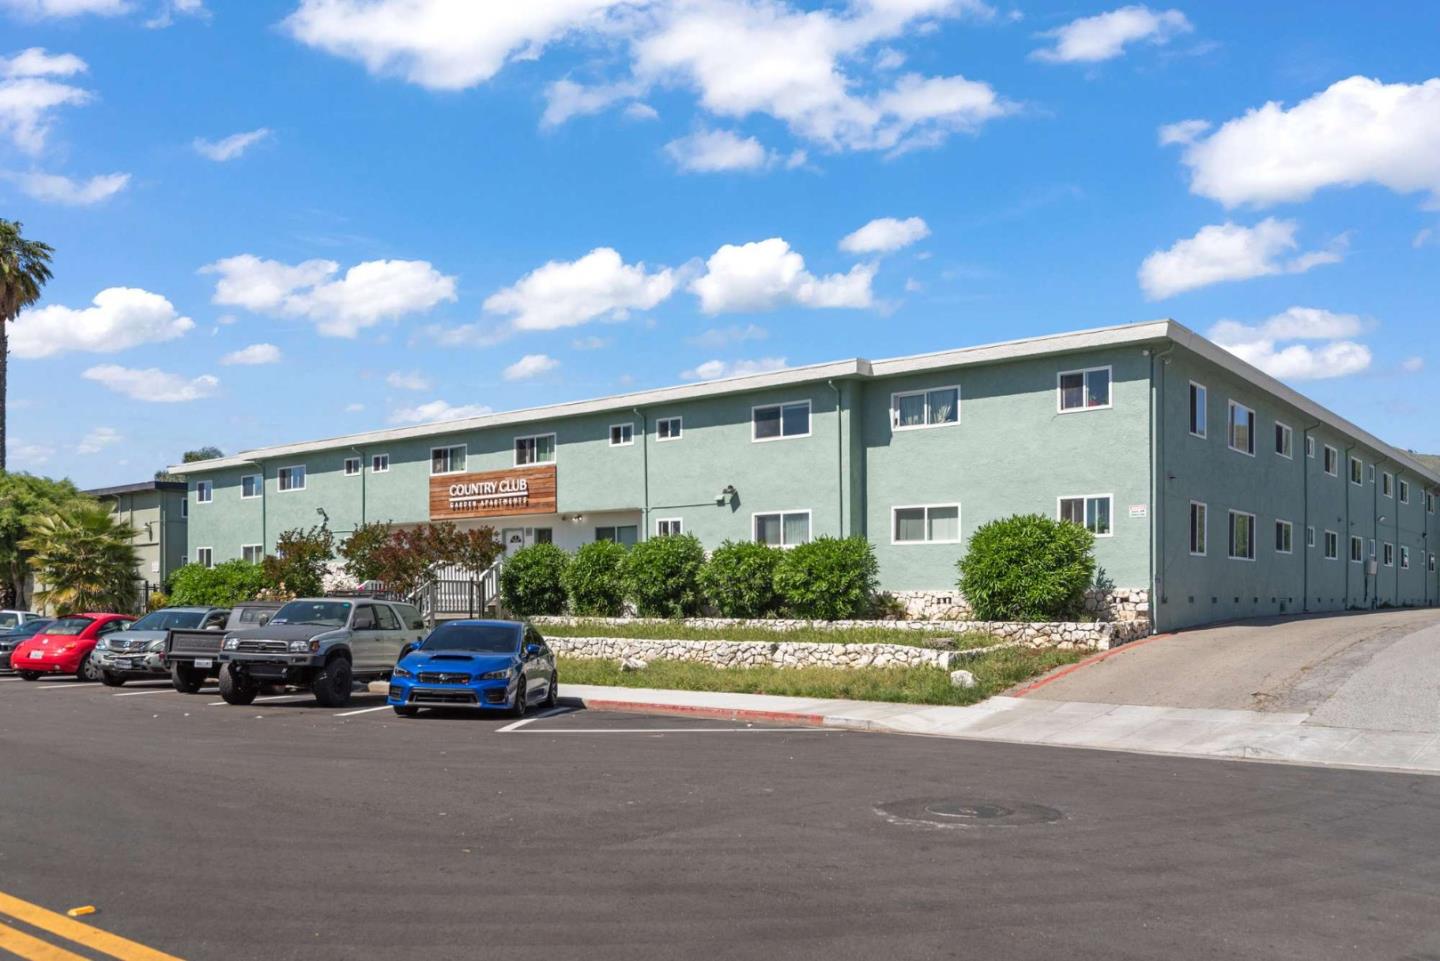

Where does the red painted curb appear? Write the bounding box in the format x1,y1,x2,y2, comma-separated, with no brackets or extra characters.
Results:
580,698,826,727
1009,631,1176,698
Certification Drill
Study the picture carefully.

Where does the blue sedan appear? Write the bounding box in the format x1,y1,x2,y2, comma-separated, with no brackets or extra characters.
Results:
387,620,558,718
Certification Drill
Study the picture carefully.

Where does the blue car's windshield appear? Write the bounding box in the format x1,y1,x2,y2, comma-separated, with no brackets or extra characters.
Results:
420,624,520,654
129,610,206,632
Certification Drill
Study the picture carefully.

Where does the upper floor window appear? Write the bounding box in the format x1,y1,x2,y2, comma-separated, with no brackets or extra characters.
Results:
1057,366,1110,412
371,453,390,473
344,457,361,476
180,499,188,519
1305,436,1315,458
277,465,306,492
1059,494,1113,537
892,504,961,544
1323,445,1338,476
754,510,810,547
241,474,262,499
1382,471,1393,497
1274,422,1293,459
891,386,959,431
1188,382,1206,437
432,445,467,475
657,416,682,441
1399,479,1410,504
609,424,634,447
753,401,810,441
1350,457,1364,486
514,434,555,466
195,480,213,503
1427,491,1436,514
1228,510,1256,561
1227,401,1255,456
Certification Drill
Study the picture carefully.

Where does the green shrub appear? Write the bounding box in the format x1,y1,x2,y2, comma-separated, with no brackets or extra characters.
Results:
168,560,268,606
698,540,782,617
957,513,1095,621
500,543,570,616
772,536,878,620
620,533,706,617
563,540,628,616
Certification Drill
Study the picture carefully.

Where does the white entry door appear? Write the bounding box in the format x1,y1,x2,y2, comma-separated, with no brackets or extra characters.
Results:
501,528,528,556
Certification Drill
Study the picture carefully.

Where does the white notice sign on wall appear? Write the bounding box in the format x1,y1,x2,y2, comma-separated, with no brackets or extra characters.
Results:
1128,504,1148,518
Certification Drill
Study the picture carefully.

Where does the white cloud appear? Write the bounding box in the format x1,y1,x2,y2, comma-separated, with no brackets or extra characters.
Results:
193,127,271,161
1401,356,1425,373
11,287,193,358
503,353,560,380
1138,218,1343,300
83,364,220,402
344,401,365,413
75,425,122,454
202,254,458,337
624,101,658,121
1173,76,1440,208
571,335,610,350
385,369,431,390
10,440,54,466
1031,5,1191,64
146,0,205,27
483,247,675,331
2,48,87,77
542,79,644,127
690,237,875,313
681,356,788,380
0,0,128,16
1414,227,1434,248
0,74,91,153
1208,308,1373,381
220,343,283,365
664,128,773,172
691,323,768,348
5,170,129,204
389,399,493,425
1157,118,1209,146
840,215,930,253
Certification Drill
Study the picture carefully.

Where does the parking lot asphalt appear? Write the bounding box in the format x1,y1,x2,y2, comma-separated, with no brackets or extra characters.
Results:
3,674,1440,961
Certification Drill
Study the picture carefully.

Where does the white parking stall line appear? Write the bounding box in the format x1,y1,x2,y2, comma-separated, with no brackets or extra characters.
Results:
508,727,835,734
37,682,97,691
334,704,393,718
496,706,575,733
114,687,200,697
206,694,313,707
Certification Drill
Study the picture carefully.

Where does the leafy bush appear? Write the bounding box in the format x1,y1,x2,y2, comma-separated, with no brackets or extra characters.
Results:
168,560,268,606
260,525,333,599
620,533,706,617
563,540,628,616
500,543,570,616
772,536,879,620
957,513,1095,621
698,540,782,617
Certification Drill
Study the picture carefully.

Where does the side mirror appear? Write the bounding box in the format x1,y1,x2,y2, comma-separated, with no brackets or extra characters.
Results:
400,642,419,659
257,614,271,626
525,643,542,658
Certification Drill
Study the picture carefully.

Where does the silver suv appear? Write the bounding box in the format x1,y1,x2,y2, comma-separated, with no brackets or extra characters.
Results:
215,597,426,707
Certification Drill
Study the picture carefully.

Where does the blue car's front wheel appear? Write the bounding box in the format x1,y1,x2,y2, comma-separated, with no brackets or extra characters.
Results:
508,678,527,719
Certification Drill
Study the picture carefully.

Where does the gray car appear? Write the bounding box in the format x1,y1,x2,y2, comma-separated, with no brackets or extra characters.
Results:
94,607,230,686
215,597,426,707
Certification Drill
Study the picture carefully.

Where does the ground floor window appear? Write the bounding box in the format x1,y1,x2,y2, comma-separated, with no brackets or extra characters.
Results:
1189,502,1207,555
196,547,213,569
242,544,263,564
656,518,683,537
534,528,553,545
1350,535,1363,563
1324,530,1338,560
1059,494,1112,536
1383,542,1395,567
1306,526,1315,548
595,525,638,546
1228,511,1255,560
892,505,960,544
1400,545,1411,569
1429,553,1436,573
754,511,810,547
1274,520,1293,554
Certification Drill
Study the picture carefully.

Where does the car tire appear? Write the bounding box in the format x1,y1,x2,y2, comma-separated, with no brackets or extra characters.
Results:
508,678,527,719
218,664,258,705
543,672,558,710
77,656,102,683
312,658,353,708
18,671,39,681
171,663,206,694
101,671,126,687
392,705,418,718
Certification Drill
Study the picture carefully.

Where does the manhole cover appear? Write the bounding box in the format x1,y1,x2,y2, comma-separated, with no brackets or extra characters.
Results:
876,797,1063,829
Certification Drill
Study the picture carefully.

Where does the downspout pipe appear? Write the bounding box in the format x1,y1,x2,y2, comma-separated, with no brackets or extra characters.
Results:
1371,456,1385,609
633,408,649,540
1301,423,1320,613
827,380,845,538
350,446,367,528
1343,443,1354,608
1147,342,1175,635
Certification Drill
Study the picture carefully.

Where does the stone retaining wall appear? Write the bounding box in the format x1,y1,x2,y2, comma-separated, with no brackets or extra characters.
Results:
547,636,962,670
889,587,1150,624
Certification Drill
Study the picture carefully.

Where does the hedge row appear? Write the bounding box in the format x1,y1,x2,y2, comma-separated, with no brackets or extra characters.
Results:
499,535,880,621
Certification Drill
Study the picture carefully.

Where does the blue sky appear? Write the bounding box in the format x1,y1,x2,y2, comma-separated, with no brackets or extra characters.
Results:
2,0,1437,488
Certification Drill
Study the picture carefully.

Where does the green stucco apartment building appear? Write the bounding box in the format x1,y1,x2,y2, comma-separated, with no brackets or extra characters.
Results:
172,321,1440,632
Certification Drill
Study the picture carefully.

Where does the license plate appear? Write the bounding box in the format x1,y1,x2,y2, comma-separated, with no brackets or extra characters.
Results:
28,650,43,659
194,658,213,668
114,658,132,669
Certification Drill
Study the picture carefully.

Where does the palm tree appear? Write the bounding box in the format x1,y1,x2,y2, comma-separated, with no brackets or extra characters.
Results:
0,220,55,472
22,504,140,614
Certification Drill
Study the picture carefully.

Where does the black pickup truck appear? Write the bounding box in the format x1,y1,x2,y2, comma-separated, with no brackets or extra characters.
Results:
165,601,282,693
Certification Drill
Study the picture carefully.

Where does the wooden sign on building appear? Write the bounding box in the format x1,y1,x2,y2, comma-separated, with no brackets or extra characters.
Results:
428,465,557,520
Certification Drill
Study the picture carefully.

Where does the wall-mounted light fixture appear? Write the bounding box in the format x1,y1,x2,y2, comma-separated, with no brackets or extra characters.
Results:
716,484,737,505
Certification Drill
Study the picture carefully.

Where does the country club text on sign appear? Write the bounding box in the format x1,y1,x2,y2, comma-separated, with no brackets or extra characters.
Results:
448,476,529,510
429,465,557,520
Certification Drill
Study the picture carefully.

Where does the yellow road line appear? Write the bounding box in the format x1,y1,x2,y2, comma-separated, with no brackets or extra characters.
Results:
0,892,184,961
0,921,90,961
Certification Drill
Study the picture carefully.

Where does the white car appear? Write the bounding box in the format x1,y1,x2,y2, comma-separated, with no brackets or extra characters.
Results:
0,611,42,631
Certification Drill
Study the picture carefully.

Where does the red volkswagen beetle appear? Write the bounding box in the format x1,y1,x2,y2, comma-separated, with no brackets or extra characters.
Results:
12,613,135,682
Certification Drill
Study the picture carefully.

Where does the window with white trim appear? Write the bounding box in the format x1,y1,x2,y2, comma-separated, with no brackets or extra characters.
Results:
344,457,361,476
1382,471,1393,497
1350,456,1363,486
753,402,811,441
1429,553,1436,573
1228,510,1256,560
196,547,213,569
277,465,306,492
1275,520,1293,554
1384,542,1394,567
1274,422,1292,458
1059,495,1112,536
196,480,213,504
241,474,261,499
371,453,389,473
1399,479,1410,504
891,386,959,430
515,434,556,466
1323,445,1338,476
1324,530,1338,560
1350,535,1364,563
431,445,467,475
1306,525,1315,548
1227,401,1255,455
1189,501,1207,556
1057,366,1111,412
609,424,634,447
655,518,683,537
180,499,188,520
656,416,682,441
242,544,263,564
1400,545,1411,569
754,511,810,547
1427,491,1436,513
1188,382,1206,437
1369,538,1376,559
1305,436,1315,458
892,504,961,544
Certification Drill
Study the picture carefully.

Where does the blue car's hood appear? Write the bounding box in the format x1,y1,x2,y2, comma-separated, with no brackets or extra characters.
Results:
401,650,517,675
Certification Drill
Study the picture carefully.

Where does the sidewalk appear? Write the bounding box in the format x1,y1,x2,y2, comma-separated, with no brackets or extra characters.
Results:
565,683,1440,775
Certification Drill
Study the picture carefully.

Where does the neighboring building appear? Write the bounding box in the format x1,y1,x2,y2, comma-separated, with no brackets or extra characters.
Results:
85,480,190,596
170,321,1440,632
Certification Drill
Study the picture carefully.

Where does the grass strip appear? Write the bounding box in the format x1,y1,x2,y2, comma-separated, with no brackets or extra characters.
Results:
541,620,1003,650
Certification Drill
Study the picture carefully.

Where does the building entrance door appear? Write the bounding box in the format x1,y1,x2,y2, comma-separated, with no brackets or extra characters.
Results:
501,528,528,556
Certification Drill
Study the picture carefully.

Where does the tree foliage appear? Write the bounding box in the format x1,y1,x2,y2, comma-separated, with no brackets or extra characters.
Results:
772,536,879,620
168,559,268,607
563,540,628,616
260,525,334,599
22,503,140,614
620,533,707,617
499,543,569,617
698,540,783,618
339,521,502,597
957,514,1096,621
0,220,55,473
0,472,89,608
182,447,223,462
